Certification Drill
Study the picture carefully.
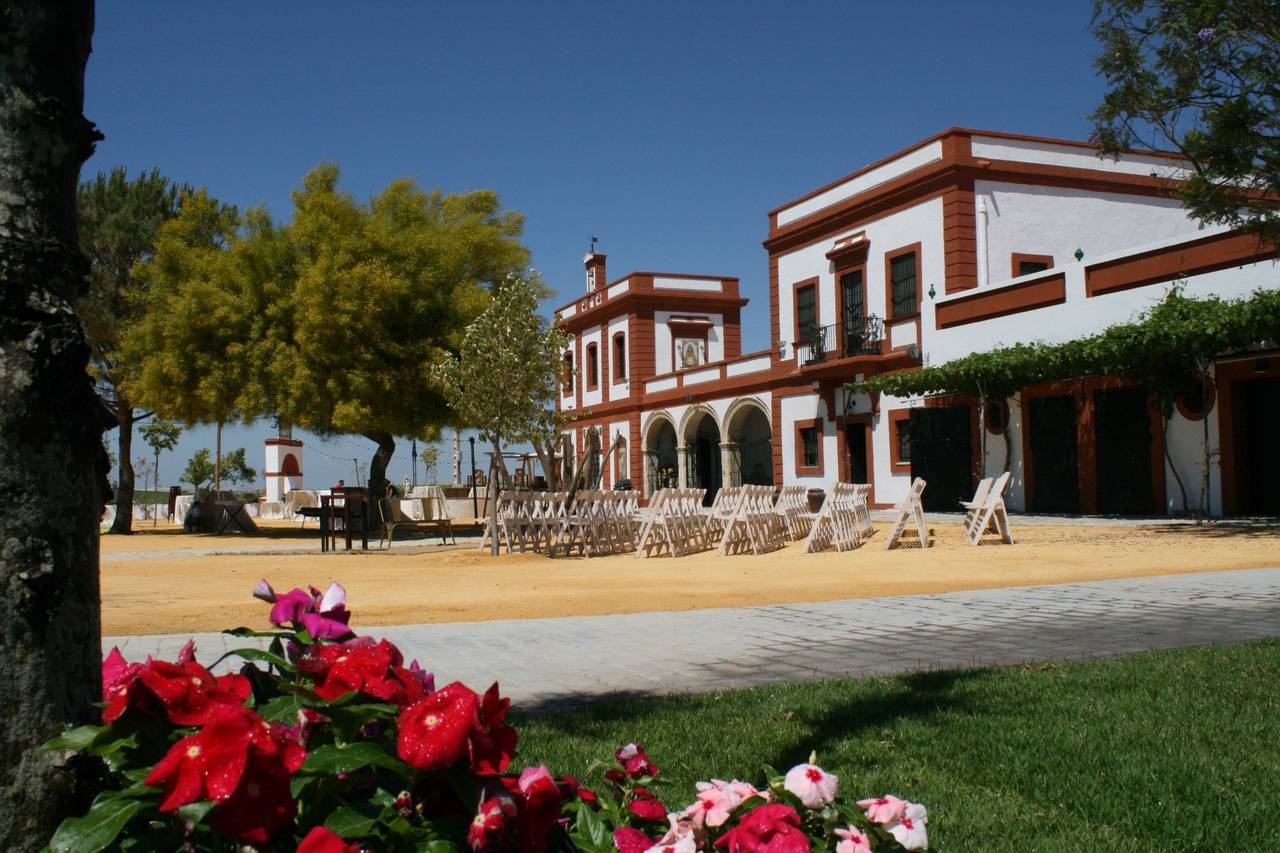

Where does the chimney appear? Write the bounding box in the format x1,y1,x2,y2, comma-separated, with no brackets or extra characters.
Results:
583,252,607,294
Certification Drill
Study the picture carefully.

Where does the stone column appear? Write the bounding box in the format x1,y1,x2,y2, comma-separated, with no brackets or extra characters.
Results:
721,442,739,487
677,442,689,488
643,450,658,495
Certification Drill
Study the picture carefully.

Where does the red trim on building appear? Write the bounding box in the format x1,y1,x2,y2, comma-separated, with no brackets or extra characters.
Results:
935,272,1066,329
1085,231,1276,297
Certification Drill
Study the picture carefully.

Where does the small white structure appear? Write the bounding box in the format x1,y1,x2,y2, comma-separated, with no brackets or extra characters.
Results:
264,438,304,501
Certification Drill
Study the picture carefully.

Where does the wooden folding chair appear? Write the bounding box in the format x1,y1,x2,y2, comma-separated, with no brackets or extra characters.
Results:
883,478,929,550
966,471,1014,545
960,477,995,540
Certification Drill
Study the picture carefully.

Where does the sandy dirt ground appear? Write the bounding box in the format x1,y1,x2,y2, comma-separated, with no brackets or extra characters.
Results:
99,520,1280,636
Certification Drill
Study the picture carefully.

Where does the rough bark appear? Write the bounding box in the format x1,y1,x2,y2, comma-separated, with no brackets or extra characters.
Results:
0,2,109,849
365,430,396,524
107,399,133,533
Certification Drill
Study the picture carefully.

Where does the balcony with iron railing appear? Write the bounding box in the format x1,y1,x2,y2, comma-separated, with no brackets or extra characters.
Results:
792,315,885,366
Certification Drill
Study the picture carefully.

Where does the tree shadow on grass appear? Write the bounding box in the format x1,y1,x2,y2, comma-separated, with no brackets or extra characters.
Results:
756,668,983,772
512,666,986,773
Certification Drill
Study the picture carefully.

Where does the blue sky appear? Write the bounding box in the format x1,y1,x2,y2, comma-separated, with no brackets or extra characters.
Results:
88,1,1107,490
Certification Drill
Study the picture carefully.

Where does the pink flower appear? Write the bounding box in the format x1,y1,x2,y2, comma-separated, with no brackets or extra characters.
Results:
252,579,276,604
687,786,735,828
259,580,353,640
886,802,928,850
833,827,872,853
782,764,837,809
650,813,700,853
856,795,907,825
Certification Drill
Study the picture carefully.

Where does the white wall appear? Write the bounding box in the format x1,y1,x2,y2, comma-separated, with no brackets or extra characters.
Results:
776,197,943,360
928,228,1275,363
654,311,725,375
1163,392,1223,516
970,135,1191,179
776,140,943,226
977,181,1195,285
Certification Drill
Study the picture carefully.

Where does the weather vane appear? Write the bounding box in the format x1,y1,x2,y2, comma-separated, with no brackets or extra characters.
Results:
590,235,599,254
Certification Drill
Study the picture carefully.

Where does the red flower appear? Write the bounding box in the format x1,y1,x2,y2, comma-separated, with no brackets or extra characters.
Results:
136,659,251,726
557,776,599,808
615,742,660,778
297,826,362,853
300,638,424,708
467,791,517,851
714,805,810,853
614,827,656,853
502,765,563,853
468,682,519,774
209,750,300,843
101,648,249,726
145,704,305,843
102,647,147,723
627,787,669,822
397,682,480,771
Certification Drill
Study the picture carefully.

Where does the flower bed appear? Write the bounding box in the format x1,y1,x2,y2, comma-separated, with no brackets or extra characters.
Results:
44,581,930,851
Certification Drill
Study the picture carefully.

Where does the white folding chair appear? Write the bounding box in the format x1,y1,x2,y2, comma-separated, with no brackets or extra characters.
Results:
883,478,929,550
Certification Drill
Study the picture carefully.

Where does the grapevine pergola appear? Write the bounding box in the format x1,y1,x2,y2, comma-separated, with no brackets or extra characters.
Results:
845,287,1280,518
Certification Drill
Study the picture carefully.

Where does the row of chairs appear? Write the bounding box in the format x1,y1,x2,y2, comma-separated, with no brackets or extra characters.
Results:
480,490,642,557
482,475,1014,558
802,483,875,552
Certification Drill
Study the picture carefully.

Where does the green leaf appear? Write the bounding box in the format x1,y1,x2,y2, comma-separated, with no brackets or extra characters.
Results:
226,646,293,670
47,795,147,853
425,841,461,853
40,725,103,753
176,800,215,824
223,627,291,639
325,806,378,838
256,694,302,722
302,742,407,775
575,798,610,851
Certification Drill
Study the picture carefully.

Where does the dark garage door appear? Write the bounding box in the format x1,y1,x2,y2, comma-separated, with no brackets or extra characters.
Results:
909,405,973,512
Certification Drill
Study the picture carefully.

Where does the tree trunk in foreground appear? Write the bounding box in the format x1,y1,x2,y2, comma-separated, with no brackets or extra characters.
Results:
107,400,134,533
0,2,109,849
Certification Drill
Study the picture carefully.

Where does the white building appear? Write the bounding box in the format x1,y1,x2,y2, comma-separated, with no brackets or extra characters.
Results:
555,128,1279,517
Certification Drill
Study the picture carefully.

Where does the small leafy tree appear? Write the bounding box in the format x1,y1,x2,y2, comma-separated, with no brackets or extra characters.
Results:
432,272,569,553
1091,0,1280,244
139,418,182,525
181,447,257,494
420,445,439,485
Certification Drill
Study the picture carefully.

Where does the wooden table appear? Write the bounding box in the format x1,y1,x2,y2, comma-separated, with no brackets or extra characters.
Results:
320,491,369,552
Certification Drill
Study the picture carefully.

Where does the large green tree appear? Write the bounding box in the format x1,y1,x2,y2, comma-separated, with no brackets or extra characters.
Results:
1091,0,1280,243
0,2,107,848
266,164,529,511
78,167,191,533
432,272,569,553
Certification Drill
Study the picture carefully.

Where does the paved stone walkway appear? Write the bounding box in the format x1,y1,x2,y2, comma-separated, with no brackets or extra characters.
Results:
105,568,1280,711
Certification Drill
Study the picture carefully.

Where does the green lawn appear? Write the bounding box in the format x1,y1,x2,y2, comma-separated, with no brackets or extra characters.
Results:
513,640,1280,851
